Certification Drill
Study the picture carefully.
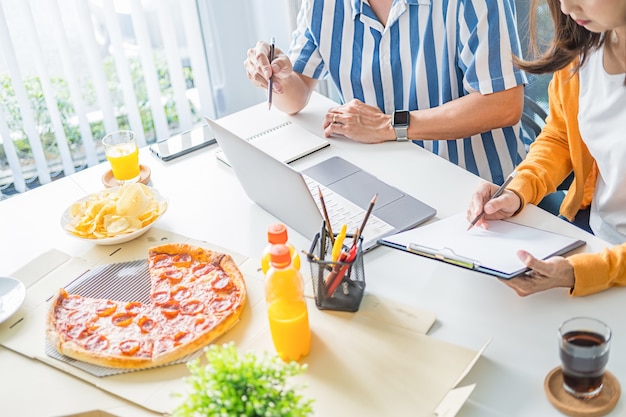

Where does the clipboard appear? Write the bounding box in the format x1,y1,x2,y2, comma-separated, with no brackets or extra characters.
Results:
378,212,586,279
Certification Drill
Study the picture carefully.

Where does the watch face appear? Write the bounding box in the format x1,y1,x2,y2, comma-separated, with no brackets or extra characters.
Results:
394,111,410,126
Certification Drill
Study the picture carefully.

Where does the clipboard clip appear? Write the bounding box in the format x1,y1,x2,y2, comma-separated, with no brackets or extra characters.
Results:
407,243,480,269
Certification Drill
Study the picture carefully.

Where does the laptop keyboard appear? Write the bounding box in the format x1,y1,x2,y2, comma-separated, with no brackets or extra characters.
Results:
303,175,394,247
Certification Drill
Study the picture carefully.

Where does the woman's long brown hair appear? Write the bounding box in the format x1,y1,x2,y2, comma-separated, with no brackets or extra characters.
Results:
514,0,603,75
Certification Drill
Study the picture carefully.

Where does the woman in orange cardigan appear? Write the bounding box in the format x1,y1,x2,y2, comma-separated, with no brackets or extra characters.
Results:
467,0,626,296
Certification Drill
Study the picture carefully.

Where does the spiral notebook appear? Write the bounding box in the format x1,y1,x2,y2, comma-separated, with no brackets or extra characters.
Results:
215,120,329,166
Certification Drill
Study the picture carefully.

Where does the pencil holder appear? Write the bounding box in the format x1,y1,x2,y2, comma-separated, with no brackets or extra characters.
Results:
307,223,365,312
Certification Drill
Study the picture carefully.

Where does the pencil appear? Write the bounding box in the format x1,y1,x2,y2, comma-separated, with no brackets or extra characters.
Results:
318,187,335,244
267,37,275,110
467,170,517,231
353,193,377,245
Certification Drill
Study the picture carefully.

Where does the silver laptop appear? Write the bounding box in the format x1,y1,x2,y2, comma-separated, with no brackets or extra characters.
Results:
205,117,436,250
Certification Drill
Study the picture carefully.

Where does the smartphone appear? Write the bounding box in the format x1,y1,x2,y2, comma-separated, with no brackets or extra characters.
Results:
149,125,216,161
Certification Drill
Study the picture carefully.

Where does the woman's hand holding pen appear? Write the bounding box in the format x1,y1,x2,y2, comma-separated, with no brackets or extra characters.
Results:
466,181,522,230
468,181,575,295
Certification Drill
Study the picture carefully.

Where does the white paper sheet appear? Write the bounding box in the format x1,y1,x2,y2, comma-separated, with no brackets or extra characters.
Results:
380,212,585,276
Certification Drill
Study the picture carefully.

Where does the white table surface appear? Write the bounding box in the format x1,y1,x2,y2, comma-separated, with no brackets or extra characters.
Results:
1,92,623,417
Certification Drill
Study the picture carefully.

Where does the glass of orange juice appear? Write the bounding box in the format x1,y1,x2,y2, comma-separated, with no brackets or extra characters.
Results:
102,130,140,184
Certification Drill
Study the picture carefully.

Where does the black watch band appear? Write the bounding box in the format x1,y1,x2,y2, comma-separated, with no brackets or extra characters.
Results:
392,111,410,141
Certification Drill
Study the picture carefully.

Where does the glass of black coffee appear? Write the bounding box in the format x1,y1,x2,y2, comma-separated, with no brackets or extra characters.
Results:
558,317,611,399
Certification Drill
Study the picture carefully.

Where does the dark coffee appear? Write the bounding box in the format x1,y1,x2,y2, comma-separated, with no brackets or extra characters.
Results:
560,330,609,397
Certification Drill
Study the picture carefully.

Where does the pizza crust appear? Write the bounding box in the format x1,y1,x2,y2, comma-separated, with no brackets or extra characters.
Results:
46,243,247,369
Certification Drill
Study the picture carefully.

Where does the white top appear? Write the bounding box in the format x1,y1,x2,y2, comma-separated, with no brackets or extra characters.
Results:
579,45,626,244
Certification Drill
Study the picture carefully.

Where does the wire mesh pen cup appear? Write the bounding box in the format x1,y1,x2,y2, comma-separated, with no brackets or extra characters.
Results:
307,223,365,312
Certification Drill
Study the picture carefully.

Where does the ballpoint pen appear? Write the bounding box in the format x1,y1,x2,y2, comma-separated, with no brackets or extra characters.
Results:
267,37,275,110
467,170,517,231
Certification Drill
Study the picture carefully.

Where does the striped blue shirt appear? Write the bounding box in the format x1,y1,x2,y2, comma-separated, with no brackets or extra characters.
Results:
289,0,528,184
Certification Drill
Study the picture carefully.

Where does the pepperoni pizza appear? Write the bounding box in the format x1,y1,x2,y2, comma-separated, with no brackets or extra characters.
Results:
46,243,247,369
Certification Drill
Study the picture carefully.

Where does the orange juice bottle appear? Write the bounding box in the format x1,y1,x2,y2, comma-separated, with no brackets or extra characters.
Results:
265,244,311,362
261,223,300,274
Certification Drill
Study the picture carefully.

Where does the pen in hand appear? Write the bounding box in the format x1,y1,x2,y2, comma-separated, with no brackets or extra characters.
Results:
467,170,517,231
267,37,275,110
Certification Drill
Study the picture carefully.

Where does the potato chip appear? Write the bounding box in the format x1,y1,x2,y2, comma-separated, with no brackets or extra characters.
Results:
63,184,167,240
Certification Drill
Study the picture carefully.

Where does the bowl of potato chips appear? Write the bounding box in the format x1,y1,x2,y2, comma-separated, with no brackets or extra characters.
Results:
61,183,168,245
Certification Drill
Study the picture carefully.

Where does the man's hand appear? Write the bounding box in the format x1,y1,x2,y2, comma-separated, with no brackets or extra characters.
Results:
323,99,396,143
244,41,292,94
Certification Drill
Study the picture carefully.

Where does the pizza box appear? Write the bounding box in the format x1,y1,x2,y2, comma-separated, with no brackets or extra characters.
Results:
0,228,486,417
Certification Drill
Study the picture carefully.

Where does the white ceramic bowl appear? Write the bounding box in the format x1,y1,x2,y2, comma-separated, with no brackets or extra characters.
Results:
61,186,167,245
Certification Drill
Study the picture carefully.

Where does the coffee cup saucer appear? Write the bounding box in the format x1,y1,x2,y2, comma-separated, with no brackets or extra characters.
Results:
544,366,621,417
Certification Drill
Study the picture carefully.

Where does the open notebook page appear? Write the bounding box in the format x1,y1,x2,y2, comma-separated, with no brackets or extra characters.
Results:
216,121,329,166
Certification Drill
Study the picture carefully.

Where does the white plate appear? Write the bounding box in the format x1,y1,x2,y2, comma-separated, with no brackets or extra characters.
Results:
0,277,26,324
60,186,168,245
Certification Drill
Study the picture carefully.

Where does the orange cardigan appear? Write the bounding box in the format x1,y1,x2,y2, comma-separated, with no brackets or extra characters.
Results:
508,62,626,296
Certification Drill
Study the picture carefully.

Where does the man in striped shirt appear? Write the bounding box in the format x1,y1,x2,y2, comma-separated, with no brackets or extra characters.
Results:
245,0,528,185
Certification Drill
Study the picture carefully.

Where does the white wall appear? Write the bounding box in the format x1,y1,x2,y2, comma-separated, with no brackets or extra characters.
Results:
196,0,294,117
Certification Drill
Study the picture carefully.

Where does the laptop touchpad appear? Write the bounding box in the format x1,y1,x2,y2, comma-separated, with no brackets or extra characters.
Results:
330,171,403,209
302,156,359,184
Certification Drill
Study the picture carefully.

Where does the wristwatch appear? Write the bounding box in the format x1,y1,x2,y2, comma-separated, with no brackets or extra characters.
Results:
392,110,410,141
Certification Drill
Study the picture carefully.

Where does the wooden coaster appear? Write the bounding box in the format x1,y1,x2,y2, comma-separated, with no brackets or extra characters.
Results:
545,366,621,417
102,164,151,188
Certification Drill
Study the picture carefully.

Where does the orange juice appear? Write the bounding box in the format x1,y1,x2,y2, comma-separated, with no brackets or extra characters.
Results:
106,143,140,181
268,299,311,361
265,244,311,361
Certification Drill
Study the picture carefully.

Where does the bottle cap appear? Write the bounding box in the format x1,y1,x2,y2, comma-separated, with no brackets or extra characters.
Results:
267,223,288,244
269,244,291,266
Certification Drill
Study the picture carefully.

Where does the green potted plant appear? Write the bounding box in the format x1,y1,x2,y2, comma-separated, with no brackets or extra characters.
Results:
173,343,314,417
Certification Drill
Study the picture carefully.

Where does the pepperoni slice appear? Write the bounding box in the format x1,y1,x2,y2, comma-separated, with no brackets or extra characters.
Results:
66,324,89,340
172,253,192,266
68,309,93,323
210,296,233,313
194,316,216,333
96,300,118,317
84,334,109,351
173,331,192,345
119,340,141,356
191,263,215,278
137,316,156,333
181,299,203,315
210,272,231,290
162,267,184,283
61,294,85,310
125,301,144,315
150,254,172,268
111,313,135,327
152,291,170,305
160,300,180,319
154,337,175,355
172,286,191,301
